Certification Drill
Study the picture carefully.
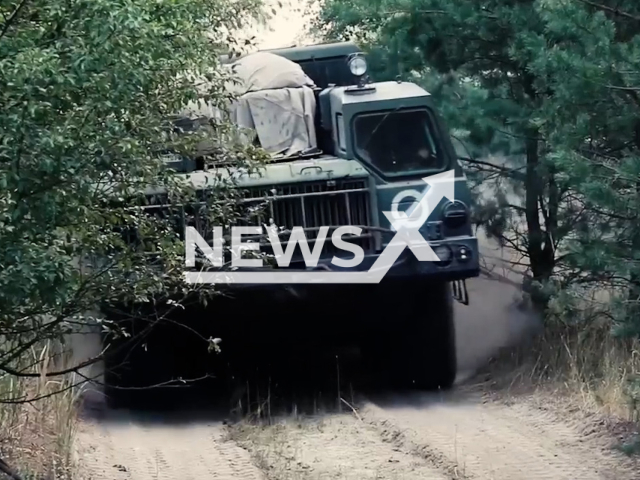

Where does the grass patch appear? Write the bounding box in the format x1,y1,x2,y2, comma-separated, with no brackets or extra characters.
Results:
478,316,640,450
0,341,82,480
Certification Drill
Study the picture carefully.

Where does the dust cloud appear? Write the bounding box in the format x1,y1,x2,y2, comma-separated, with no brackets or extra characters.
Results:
455,230,542,383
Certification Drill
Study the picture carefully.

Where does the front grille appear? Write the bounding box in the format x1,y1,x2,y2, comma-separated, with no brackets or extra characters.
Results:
137,177,375,265
236,178,375,262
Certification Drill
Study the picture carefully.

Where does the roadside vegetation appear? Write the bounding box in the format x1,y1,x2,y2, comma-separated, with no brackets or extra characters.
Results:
0,343,78,480
4,0,640,477
0,0,270,476
311,0,640,446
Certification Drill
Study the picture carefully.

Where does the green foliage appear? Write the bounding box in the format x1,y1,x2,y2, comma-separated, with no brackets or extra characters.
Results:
313,0,562,306
0,0,266,385
314,0,640,329
524,0,640,337
616,436,640,457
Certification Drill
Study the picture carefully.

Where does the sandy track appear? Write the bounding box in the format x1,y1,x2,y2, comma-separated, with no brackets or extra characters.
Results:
231,414,450,480
75,389,637,480
360,392,636,480
74,410,266,480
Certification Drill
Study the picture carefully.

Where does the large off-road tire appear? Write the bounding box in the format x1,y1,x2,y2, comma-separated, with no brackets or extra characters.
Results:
361,280,457,391
100,303,224,410
101,316,167,409
101,340,132,410
400,281,457,390
101,324,145,409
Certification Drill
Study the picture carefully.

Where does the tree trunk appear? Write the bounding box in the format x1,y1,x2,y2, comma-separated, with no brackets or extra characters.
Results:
627,180,640,321
524,131,556,312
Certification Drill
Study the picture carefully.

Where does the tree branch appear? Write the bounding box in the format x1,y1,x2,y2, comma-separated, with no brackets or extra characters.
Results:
458,156,526,180
575,0,640,22
0,0,28,41
0,457,23,480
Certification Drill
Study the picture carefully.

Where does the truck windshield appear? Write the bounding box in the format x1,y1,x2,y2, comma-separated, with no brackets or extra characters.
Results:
353,109,445,176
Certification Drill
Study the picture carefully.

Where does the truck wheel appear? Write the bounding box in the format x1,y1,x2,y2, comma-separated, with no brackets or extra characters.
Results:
101,318,156,409
102,347,128,409
101,329,138,409
392,281,457,390
359,281,457,391
366,282,457,390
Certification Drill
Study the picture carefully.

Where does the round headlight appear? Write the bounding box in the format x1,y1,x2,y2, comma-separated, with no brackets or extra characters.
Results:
348,56,367,76
433,245,452,265
442,201,468,229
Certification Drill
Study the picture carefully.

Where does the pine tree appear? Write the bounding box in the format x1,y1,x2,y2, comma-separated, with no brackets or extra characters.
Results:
313,0,640,324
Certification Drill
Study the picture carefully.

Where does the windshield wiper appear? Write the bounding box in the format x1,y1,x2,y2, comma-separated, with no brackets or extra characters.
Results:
360,106,402,152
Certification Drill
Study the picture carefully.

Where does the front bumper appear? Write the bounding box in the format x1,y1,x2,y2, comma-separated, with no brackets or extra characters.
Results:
308,236,479,279
191,236,480,290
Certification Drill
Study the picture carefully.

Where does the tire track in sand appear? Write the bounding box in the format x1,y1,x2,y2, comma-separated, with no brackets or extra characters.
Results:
229,414,451,480
74,410,266,480
361,391,637,480
74,390,638,480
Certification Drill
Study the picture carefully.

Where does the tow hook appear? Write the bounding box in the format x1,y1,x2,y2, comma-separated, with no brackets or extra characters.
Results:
452,279,469,305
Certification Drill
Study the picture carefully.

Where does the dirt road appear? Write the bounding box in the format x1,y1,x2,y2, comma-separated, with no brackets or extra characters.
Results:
74,409,265,480
75,386,638,480
73,232,632,479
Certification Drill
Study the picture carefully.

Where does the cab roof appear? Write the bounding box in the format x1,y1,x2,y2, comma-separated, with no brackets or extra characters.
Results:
338,81,431,104
220,41,361,65
264,41,362,62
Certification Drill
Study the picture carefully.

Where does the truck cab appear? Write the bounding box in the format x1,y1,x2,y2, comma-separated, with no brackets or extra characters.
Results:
177,42,480,287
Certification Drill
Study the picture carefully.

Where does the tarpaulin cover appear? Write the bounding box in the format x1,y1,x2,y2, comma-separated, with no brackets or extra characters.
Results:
178,51,319,157
228,51,318,156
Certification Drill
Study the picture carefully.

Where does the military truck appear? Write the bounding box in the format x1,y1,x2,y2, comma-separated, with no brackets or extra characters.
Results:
102,42,480,403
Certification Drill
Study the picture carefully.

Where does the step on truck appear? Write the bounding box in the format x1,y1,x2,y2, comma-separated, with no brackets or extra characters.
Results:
102,42,480,404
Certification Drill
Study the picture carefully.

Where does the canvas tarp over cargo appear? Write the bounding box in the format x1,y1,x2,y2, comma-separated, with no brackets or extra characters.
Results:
228,52,318,157
178,52,319,158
